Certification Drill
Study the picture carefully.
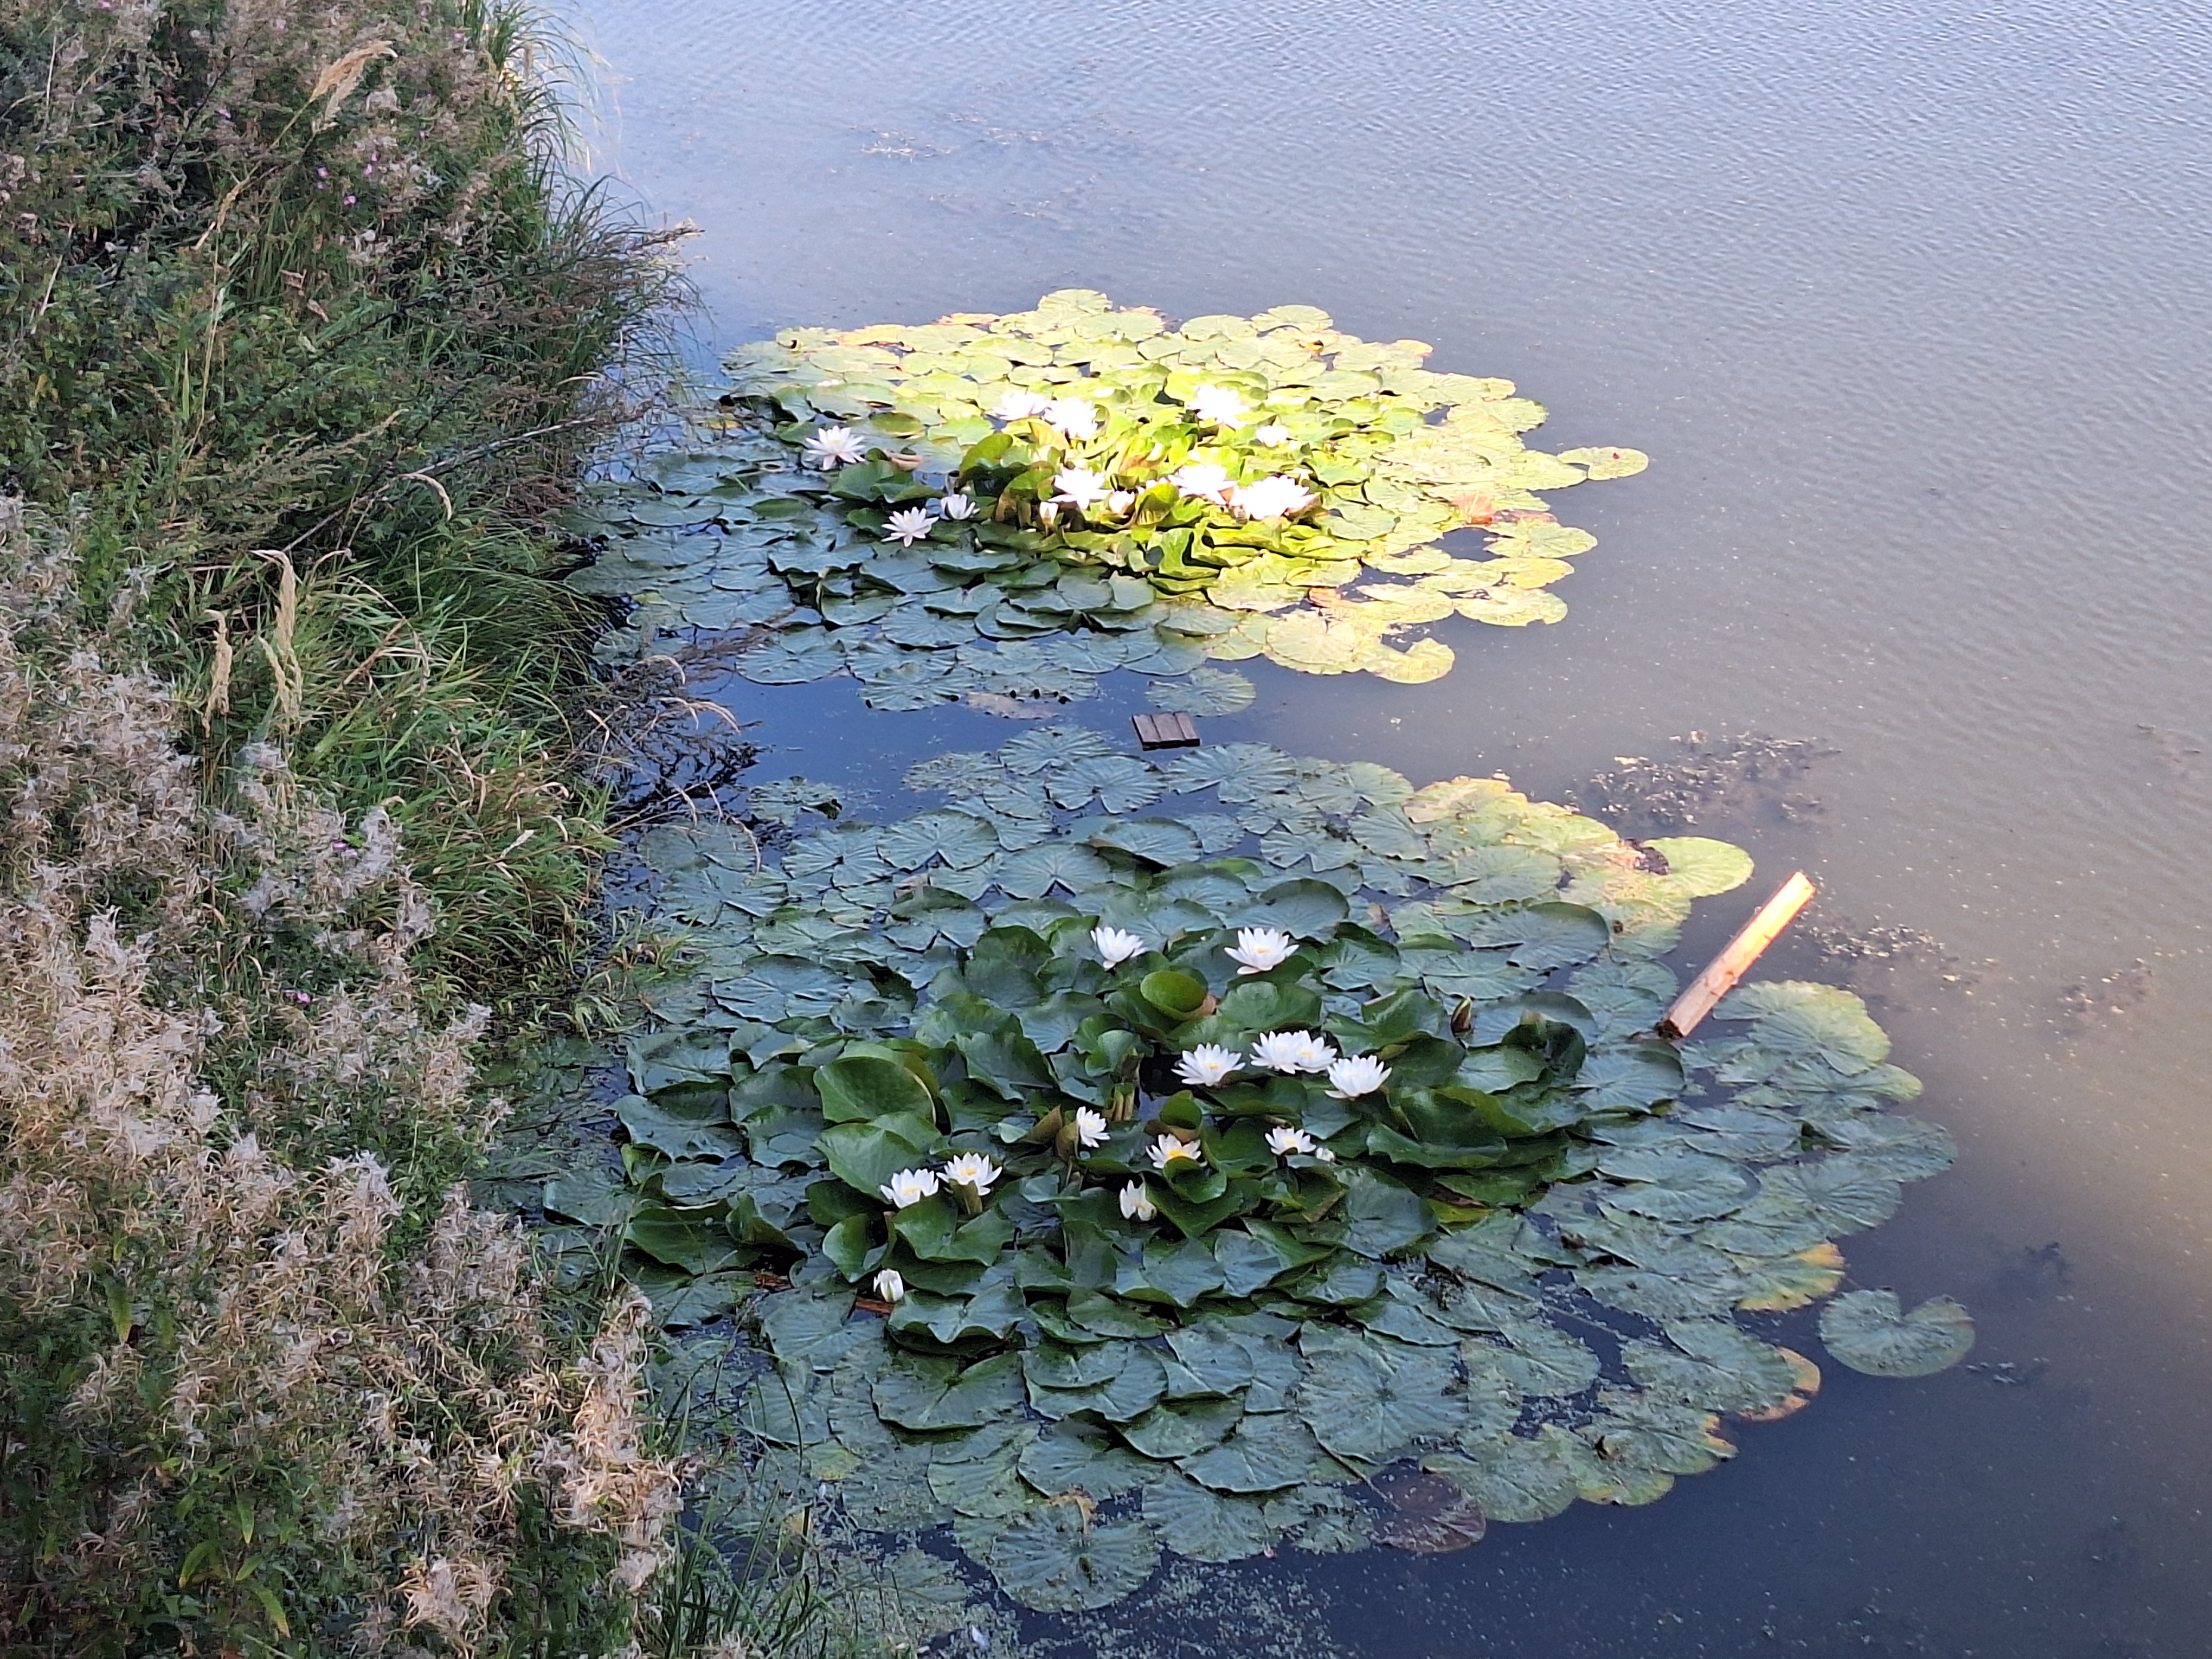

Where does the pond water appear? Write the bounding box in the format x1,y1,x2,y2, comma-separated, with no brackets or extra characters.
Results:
563,1,2212,1651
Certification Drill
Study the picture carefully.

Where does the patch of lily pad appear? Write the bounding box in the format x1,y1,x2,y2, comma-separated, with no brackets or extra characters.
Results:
541,723,1971,1612
563,292,1646,704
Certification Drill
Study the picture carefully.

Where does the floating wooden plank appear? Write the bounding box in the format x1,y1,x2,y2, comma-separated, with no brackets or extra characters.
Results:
1655,871,1817,1040
1132,711,1200,750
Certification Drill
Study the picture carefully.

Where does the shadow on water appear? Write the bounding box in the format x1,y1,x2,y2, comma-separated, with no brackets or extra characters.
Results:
563,1,2212,1651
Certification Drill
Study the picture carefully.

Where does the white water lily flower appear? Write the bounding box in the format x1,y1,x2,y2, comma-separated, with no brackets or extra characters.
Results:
882,506,937,545
1188,385,1249,428
1044,398,1099,440
1120,1181,1157,1222
1226,926,1295,975
991,390,1052,422
1314,1146,1337,1163
1169,461,1233,503
1229,475,1316,520
1250,1030,1339,1075
1253,422,1293,446
942,1152,1002,1194
1173,1044,1243,1088
1073,1107,1110,1149
872,1269,906,1303
1148,1135,1204,1171
1091,925,1145,968
937,490,978,519
802,425,865,468
1265,1125,1317,1158
1052,467,1112,511
879,1167,941,1208
1104,490,1135,514
1326,1054,1391,1099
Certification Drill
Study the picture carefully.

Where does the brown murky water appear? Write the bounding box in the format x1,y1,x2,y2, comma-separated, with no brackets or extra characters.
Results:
567,1,2212,1650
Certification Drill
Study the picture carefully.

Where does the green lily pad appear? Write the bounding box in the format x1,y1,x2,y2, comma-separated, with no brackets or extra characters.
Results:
1642,838,1753,898
1818,1291,1975,1377
1148,667,1258,716
1019,1420,1162,1500
1596,1146,1758,1221
1580,1387,1734,1478
987,1503,1161,1612
1460,1318,1600,1400
1179,1411,1324,1494
1621,1320,1801,1413
1764,1157,1902,1236
1423,1427,1587,1523
1142,1474,1284,1562
873,1352,1027,1431
1715,981,1891,1074
1299,1339,1462,1462
1122,1397,1245,1459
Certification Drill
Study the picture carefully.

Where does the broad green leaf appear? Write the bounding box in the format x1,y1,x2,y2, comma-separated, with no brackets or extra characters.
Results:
1461,1318,1600,1400
1179,1411,1323,1494
816,1118,937,1199
872,1352,1027,1431
1147,667,1257,715
1642,837,1753,898
1423,1428,1587,1523
1142,1474,1283,1562
1596,1146,1758,1221
1298,1340,1462,1462
1622,1320,1800,1412
815,1054,935,1124
987,1503,1160,1612
1819,1291,1975,1377
1122,1397,1244,1459
1019,1420,1161,1500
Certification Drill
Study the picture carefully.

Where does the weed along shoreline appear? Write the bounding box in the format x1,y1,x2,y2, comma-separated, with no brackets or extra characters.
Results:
0,4,727,1651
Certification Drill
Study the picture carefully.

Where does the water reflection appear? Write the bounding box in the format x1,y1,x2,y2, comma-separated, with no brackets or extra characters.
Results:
569,0,2212,1650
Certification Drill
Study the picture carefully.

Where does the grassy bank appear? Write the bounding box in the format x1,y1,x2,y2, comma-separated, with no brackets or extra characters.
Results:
0,2,717,1650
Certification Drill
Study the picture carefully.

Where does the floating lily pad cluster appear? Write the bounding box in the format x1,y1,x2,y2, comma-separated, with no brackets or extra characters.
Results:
562,291,1645,704
539,725,1969,1611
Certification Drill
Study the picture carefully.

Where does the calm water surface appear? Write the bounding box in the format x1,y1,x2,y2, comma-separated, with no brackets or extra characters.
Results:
567,2,2212,1651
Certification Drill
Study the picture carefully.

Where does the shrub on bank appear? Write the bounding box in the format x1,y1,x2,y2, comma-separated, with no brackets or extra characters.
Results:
0,3,712,1651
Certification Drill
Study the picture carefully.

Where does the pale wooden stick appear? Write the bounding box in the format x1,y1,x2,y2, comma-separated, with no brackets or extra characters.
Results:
1655,871,1817,1040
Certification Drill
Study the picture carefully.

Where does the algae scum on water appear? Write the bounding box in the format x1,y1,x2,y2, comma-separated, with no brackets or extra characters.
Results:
550,296,1971,1616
